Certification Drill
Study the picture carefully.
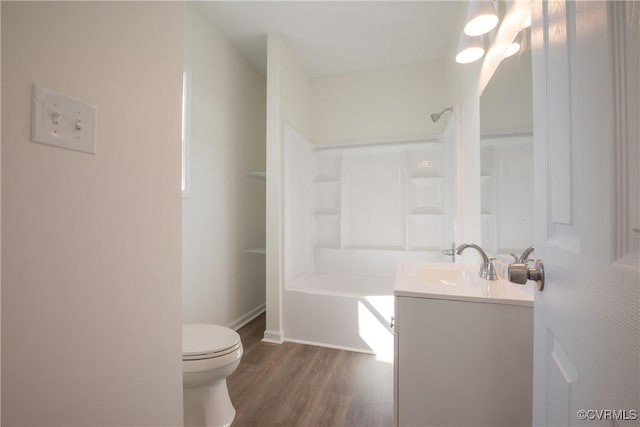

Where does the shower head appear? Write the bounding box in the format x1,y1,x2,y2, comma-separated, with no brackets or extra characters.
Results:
430,106,453,123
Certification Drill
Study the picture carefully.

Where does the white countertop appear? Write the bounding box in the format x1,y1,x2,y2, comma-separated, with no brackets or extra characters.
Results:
394,261,534,307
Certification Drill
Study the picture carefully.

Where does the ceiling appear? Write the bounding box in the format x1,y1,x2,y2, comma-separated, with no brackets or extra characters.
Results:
200,1,469,77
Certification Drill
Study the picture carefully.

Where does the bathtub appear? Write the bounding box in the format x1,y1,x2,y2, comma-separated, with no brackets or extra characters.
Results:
283,272,395,360
281,247,444,358
287,272,393,297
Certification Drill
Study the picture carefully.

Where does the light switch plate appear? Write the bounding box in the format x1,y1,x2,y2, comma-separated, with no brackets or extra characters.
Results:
31,84,97,154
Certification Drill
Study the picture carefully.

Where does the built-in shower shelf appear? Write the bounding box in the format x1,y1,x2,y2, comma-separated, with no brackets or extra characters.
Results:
245,247,266,254
247,172,266,181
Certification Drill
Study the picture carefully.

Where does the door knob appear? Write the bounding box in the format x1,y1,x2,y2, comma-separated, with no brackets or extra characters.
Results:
508,260,545,291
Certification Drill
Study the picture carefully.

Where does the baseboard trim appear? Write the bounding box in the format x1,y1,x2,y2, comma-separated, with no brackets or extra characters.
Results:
227,303,266,331
283,337,375,355
262,329,283,344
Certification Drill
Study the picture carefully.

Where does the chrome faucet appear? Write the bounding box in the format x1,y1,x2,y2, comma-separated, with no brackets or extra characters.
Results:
518,245,535,263
509,246,535,264
455,243,498,280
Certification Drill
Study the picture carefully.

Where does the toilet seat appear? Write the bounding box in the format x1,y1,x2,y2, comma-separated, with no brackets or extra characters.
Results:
183,324,241,361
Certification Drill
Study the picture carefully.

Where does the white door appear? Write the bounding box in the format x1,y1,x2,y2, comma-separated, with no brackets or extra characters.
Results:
531,1,639,426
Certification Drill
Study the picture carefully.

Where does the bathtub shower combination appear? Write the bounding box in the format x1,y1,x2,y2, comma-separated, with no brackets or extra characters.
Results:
282,123,456,358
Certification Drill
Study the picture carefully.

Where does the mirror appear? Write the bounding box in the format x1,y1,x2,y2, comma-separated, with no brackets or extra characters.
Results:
479,38,533,261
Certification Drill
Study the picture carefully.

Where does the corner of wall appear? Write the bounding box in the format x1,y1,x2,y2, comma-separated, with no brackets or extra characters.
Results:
265,33,314,342
265,32,284,341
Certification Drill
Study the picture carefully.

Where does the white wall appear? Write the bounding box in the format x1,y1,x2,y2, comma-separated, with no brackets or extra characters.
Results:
182,3,266,328
265,34,312,342
281,40,312,139
480,49,533,134
2,2,183,425
312,61,451,146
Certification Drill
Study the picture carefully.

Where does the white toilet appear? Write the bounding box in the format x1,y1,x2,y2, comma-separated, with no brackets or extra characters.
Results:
182,324,243,427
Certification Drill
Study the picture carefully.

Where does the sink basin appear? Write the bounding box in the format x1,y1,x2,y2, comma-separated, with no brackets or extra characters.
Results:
412,263,477,285
394,261,533,306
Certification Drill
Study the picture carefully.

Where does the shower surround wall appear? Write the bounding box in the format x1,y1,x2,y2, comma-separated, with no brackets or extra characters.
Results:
283,124,456,353
481,134,534,256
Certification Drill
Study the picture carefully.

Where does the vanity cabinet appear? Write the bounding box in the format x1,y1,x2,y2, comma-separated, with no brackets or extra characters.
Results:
393,266,533,427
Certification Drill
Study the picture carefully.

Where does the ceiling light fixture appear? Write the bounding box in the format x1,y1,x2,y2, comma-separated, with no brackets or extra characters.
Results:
455,34,485,64
464,0,499,37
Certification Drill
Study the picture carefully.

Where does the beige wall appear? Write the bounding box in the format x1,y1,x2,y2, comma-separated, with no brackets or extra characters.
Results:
311,61,451,145
182,3,266,327
2,2,183,425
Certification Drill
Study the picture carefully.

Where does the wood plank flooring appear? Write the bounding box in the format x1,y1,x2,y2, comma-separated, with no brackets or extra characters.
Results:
227,314,393,427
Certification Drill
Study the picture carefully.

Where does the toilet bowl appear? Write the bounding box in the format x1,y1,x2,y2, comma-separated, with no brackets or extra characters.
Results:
183,324,243,427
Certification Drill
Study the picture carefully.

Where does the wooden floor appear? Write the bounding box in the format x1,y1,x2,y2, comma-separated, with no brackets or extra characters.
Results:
227,314,393,427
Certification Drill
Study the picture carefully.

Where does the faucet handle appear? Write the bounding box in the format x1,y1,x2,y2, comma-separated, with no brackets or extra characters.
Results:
517,245,535,263
442,242,456,262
